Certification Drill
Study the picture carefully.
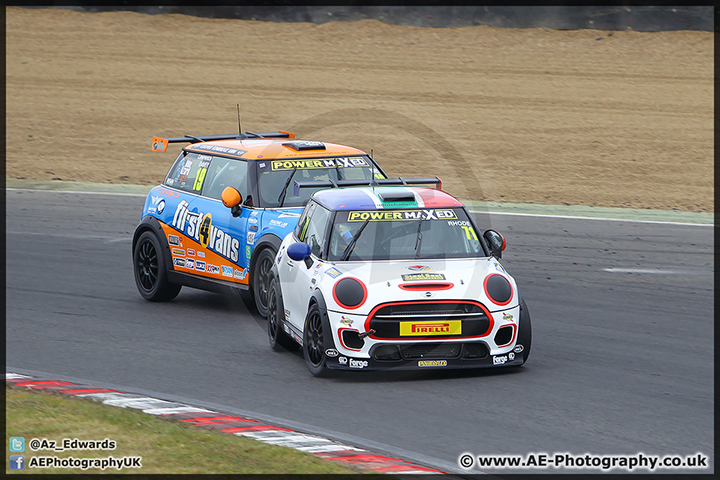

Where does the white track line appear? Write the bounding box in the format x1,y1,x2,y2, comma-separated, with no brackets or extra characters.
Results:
6,187,148,197
470,210,713,227
7,187,712,227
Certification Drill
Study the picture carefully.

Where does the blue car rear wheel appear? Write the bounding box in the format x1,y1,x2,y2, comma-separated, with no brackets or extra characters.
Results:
252,248,276,318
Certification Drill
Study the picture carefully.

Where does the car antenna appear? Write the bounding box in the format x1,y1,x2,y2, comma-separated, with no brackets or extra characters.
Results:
236,104,242,138
370,148,378,187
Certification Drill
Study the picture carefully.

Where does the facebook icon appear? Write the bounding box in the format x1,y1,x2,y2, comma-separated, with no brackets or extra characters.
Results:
10,455,25,470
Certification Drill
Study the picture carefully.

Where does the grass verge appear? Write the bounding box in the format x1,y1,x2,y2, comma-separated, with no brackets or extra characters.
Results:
5,384,367,475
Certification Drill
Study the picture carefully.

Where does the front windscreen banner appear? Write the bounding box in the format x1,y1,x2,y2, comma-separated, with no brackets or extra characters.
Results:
257,155,383,207
328,207,484,261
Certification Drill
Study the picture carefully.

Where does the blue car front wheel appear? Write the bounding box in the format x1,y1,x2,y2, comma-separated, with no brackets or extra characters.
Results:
133,231,181,302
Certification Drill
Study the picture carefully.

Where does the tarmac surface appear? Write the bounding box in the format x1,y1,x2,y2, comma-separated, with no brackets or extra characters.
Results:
6,188,713,474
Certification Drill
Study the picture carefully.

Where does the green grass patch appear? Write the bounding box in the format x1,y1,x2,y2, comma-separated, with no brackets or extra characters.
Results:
5,384,368,475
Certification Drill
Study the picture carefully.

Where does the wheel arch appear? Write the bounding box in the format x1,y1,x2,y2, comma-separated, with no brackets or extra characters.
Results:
249,233,282,280
269,263,283,305
309,289,337,351
132,216,173,274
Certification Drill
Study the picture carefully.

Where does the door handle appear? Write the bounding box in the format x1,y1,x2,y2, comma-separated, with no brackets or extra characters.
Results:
286,261,294,267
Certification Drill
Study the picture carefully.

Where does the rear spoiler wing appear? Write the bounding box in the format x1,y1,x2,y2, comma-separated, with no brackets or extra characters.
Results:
151,131,295,152
293,177,442,197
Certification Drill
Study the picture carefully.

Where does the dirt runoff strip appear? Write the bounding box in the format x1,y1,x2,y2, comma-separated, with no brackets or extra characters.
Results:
6,372,445,475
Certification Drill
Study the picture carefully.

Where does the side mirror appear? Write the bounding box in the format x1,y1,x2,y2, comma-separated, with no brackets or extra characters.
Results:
287,242,311,261
221,187,243,217
483,229,506,258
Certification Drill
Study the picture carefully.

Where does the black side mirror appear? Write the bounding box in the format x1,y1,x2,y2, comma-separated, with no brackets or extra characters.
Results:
483,229,506,258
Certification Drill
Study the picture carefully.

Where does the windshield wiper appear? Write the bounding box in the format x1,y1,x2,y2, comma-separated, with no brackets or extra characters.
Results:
341,219,370,261
334,161,344,181
414,218,424,259
277,167,298,207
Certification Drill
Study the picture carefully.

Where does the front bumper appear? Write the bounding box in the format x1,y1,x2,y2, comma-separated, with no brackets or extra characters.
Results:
324,341,525,371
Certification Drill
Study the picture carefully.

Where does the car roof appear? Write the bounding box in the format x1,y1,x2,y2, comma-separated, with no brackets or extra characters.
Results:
184,138,366,160
312,186,464,211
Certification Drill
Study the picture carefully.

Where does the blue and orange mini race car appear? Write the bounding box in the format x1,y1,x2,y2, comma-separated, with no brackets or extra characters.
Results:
132,130,387,317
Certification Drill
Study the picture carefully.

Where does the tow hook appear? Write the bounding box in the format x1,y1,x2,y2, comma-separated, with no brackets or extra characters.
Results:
358,329,376,339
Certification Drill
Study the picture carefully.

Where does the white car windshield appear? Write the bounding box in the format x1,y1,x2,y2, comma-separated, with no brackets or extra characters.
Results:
327,207,485,261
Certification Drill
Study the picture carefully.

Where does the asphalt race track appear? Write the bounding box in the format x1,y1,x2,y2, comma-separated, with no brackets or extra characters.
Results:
6,189,714,474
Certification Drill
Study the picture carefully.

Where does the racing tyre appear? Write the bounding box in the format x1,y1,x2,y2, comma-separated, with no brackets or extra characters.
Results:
133,231,182,302
252,248,276,318
303,303,330,377
267,276,299,351
517,298,532,365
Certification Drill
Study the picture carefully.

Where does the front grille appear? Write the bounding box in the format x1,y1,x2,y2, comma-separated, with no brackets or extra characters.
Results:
400,343,461,359
462,343,489,359
398,282,452,290
369,301,490,339
375,302,483,316
371,342,489,361
373,344,401,360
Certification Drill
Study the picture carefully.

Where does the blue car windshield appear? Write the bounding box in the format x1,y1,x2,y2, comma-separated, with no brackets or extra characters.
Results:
327,207,485,261
256,156,382,208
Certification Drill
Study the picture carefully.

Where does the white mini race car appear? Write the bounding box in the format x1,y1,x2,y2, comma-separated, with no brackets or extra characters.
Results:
267,179,532,376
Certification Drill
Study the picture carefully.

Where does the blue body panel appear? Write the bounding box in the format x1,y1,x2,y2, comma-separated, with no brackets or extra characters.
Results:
141,185,302,282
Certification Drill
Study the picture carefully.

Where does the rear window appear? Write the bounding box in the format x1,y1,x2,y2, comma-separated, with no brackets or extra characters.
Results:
164,152,211,194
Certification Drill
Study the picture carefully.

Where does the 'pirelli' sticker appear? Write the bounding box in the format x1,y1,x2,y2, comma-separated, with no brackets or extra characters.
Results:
400,320,461,336
348,209,457,222
401,273,446,281
271,157,369,171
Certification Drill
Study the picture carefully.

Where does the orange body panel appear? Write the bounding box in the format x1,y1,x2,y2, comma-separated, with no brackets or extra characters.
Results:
185,139,366,160
159,223,248,285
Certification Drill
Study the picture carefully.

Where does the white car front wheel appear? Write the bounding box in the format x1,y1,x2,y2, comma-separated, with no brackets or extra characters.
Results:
303,303,331,377
267,276,298,351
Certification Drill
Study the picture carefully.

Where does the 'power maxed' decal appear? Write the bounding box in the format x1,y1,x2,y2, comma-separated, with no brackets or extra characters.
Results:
347,209,457,222
171,200,240,262
270,157,369,171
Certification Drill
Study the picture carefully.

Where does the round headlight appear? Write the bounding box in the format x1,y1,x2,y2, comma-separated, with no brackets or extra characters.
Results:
333,277,367,310
484,274,513,306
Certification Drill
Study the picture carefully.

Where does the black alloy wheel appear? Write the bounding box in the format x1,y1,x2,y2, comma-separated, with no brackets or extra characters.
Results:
133,231,181,302
267,276,298,351
253,248,276,318
303,304,330,377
